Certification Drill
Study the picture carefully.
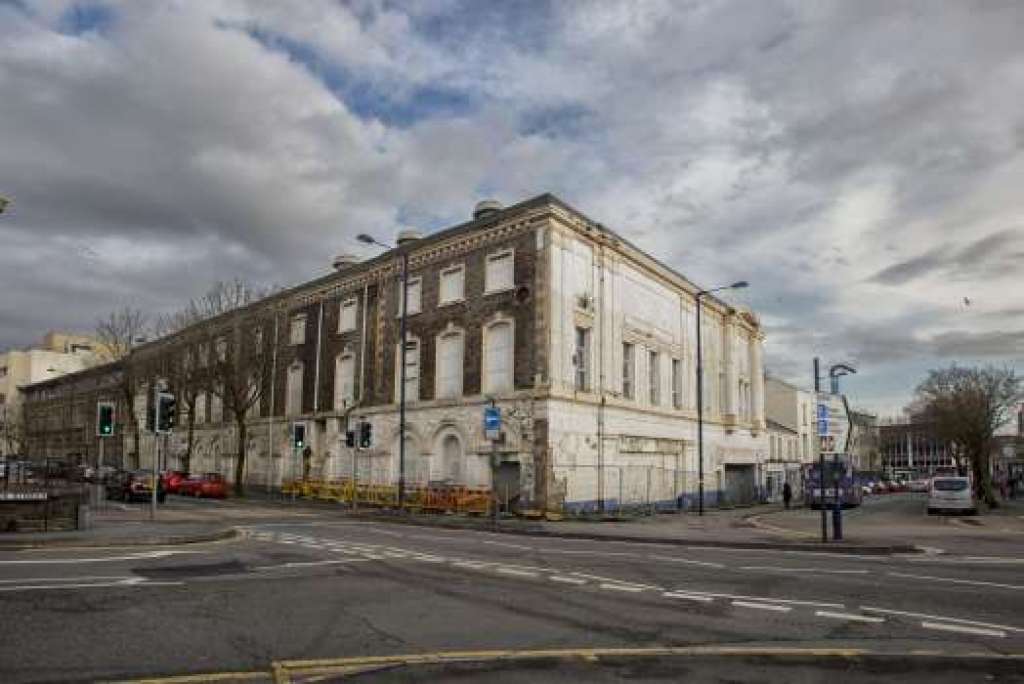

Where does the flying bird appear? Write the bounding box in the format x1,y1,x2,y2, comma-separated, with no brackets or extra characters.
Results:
963,297,972,307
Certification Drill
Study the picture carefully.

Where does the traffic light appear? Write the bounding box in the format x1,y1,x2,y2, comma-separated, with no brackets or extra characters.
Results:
345,430,356,448
292,422,306,450
358,421,372,449
156,393,176,433
96,402,115,437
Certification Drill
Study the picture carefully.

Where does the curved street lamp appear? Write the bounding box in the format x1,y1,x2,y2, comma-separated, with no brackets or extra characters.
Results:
357,232,410,509
696,280,748,516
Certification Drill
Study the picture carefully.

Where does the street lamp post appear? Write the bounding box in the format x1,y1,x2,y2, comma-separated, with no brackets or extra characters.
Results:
358,233,410,509
695,280,748,516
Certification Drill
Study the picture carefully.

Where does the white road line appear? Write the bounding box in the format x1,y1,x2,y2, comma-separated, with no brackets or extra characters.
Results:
732,600,791,612
663,592,713,603
921,621,1006,638
0,578,182,592
0,575,131,584
541,550,631,557
887,571,1023,591
482,540,533,550
570,572,663,591
599,583,647,593
256,559,372,570
648,555,726,569
361,554,386,560
814,610,885,624
860,606,1023,633
495,567,539,578
549,575,587,585
0,550,194,564
412,555,445,563
740,566,869,575
452,561,489,570
672,591,843,609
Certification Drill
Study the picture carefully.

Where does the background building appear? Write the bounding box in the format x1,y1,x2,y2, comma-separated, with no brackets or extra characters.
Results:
764,375,818,501
20,195,767,512
1,332,99,457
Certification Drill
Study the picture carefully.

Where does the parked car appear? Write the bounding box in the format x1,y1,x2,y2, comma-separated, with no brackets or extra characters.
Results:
872,481,888,494
179,473,228,499
161,470,189,494
107,470,166,503
908,478,930,493
927,476,975,515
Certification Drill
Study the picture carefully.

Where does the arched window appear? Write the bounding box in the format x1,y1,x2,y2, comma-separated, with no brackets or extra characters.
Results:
442,434,463,483
286,362,304,416
334,353,355,411
435,329,464,399
482,320,513,395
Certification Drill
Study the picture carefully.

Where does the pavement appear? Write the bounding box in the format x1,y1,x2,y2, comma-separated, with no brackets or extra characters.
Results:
0,494,1022,682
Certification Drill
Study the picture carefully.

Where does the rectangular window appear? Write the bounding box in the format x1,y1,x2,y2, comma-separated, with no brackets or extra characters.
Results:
439,265,465,305
210,386,223,423
397,277,422,317
622,342,635,400
484,322,513,394
574,327,590,392
648,351,660,406
286,364,304,416
290,315,306,345
485,250,514,293
396,341,420,402
195,393,207,424
335,355,355,409
672,359,683,409
338,299,357,333
436,332,464,399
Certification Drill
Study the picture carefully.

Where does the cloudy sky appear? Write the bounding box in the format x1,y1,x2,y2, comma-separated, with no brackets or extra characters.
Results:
1,0,1022,416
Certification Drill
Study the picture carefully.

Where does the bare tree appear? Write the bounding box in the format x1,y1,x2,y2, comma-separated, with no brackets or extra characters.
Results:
95,307,150,468
915,365,1021,507
185,280,278,495
1,404,26,456
207,308,280,496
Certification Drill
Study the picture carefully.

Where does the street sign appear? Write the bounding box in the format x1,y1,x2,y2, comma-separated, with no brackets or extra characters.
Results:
816,393,850,455
484,405,501,441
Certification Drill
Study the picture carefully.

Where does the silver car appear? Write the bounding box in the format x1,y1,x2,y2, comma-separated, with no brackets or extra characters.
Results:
927,477,975,515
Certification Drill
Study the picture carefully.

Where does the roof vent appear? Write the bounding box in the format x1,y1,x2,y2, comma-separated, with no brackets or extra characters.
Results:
396,229,424,246
332,253,360,271
473,199,503,220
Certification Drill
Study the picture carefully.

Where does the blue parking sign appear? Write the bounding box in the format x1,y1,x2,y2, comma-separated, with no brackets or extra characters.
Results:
484,406,501,432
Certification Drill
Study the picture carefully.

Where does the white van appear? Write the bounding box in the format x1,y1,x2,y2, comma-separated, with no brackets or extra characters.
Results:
927,477,975,515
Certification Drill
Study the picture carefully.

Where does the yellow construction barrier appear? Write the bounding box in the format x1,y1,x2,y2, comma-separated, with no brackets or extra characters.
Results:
280,478,492,514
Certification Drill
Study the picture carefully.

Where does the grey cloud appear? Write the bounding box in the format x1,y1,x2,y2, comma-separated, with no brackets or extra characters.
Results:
868,249,947,285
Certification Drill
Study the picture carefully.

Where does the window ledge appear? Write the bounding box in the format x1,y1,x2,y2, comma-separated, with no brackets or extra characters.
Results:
437,299,466,308
484,286,515,297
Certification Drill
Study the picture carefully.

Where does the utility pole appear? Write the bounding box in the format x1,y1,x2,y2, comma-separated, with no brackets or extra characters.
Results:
815,357,826,543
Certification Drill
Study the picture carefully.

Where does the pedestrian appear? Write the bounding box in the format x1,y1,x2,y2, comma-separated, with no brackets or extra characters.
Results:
782,481,793,510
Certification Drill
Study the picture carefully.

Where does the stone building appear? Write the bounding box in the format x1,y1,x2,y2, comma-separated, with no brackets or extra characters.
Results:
764,376,817,501
1,331,100,457
21,194,767,512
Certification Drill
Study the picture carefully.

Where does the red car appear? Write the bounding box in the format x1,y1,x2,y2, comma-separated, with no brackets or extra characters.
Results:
179,473,228,499
161,470,188,494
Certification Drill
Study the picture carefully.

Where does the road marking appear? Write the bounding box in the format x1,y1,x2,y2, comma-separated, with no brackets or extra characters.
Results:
482,540,533,550
569,572,663,591
452,561,489,569
740,566,869,575
412,555,445,563
648,555,726,568
549,575,587,585
261,559,371,569
672,591,843,608
599,583,647,593
663,592,713,603
814,611,885,624
732,600,791,612
887,571,1023,591
361,554,386,560
495,567,539,578
0,550,195,564
860,606,1023,633
0,575,132,584
0,577,183,592
921,621,1006,638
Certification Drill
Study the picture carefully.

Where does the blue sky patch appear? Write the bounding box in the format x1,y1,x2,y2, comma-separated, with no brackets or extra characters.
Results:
57,3,113,36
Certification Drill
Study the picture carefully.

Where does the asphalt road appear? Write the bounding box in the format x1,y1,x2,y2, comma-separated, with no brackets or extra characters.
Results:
1,498,1022,683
